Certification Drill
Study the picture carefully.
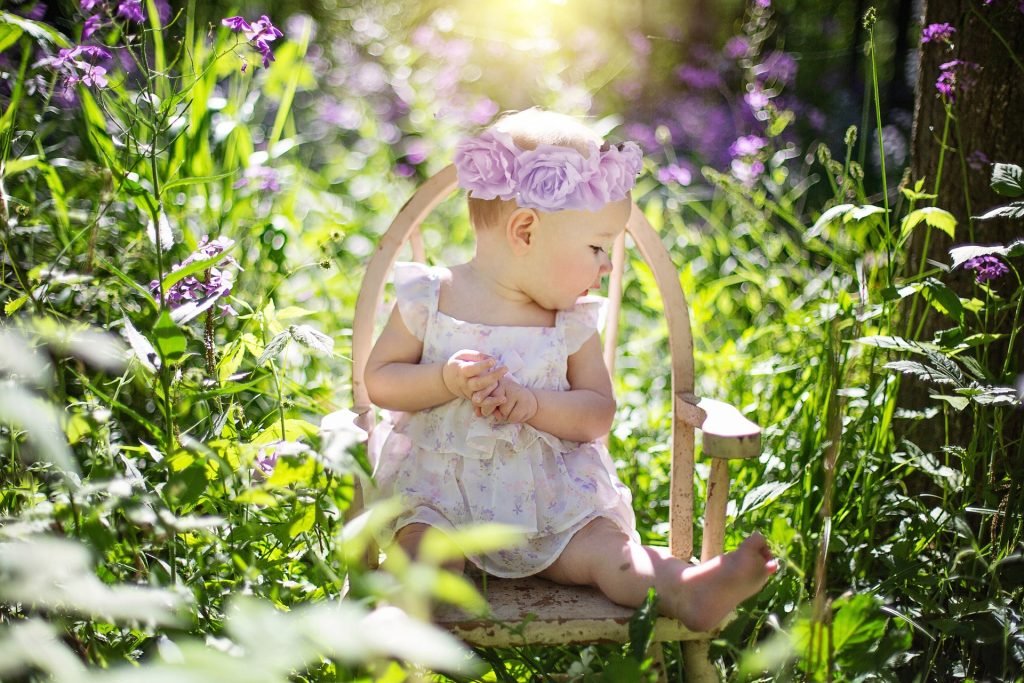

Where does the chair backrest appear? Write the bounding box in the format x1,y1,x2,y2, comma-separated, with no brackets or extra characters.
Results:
350,165,699,560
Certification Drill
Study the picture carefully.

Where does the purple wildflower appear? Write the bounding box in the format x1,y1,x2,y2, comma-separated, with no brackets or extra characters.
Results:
732,158,766,185
744,86,772,112
967,150,991,172
724,36,751,59
657,163,693,186
80,0,103,11
254,39,274,68
82,14,103,38
149,236,239,319
246,15,284,43
755,0,771,7
76,45,112,60
921,22,955,45
255,448,278,476
116,0,144,22
729,135,769,158
756,51,798,85
254,167,280,192
35,45,111,90
221,16,252,32
13,1,47,20
963,255,1009,283
79,64,108,87
223,14,283,71
936,59,980,102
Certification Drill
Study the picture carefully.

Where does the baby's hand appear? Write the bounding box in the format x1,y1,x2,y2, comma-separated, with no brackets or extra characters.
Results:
478,375,537,424
442,349,507,402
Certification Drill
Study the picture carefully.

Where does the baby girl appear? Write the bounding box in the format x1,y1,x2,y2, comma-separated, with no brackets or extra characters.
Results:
364,108,776,632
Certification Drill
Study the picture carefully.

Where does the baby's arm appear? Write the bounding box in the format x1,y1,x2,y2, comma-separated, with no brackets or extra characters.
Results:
365,306,507,411
477,332,615,442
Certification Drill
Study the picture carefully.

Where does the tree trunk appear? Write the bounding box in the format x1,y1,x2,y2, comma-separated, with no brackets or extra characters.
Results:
905,0,1024,527
909,0,1024,250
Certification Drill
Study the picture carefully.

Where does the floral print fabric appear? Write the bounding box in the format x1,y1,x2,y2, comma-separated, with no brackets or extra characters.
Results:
368,261,638,578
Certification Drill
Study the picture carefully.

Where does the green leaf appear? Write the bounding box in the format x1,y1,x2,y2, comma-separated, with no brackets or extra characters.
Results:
122,317,160,372
266,453,317,489
991,163,1023,197
431,571,488,615
847,204,887,222
159,247,235,295
165,462,209,508
252,419,319,446
956,385,1020,406
288,324,334,356
4,294,29,316
628,588,659,663
932,394,970,411
950,244,1005,269
159,170,238,197
921,279,963,322
900,183,937,202
975,201,1024,221
767,109,794,137
885,360,961,386
0,23,22,53
808,203,855,238
419,524,525,565
256,330,291,366
738,480,796,515
235,488,279,506
854,335,937,354
152,309,187,364
288,504,316,536
0,12,70,47
901,207,956,239
100,260,158,311
830,594,887,657
0,384,76,474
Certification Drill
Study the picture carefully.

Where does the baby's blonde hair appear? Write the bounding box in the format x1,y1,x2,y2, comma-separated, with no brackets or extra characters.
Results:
467,108,604,231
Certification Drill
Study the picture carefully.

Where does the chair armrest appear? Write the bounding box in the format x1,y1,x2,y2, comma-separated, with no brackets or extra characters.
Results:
675,393,761,460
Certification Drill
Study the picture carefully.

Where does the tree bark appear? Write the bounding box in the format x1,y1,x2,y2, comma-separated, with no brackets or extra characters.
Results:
905,0,1024,525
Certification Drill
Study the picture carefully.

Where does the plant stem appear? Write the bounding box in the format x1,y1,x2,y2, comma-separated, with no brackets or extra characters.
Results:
868,24,892,289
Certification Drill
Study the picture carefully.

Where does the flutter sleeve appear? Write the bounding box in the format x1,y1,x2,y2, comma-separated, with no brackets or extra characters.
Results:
559,295,607,355
392,261,440,341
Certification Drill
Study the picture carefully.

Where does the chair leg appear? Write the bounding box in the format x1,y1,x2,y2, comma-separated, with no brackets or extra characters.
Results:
681,640,719,683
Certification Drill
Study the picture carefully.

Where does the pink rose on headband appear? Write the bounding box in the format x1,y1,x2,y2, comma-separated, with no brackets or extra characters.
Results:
599,142,643,202
515,144,597,212
454,130,518,200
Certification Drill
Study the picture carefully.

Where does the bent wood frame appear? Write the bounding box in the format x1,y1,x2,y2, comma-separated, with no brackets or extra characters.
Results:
350,163,699,561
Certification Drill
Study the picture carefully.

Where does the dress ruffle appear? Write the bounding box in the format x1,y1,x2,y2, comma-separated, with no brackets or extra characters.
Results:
369,262,638,577
393,261,439,341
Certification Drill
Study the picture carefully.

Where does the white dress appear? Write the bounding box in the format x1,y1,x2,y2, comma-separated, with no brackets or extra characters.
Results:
368,262,638,578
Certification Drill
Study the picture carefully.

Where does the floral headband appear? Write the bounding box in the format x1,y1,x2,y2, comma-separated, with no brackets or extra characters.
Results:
454,130,643,213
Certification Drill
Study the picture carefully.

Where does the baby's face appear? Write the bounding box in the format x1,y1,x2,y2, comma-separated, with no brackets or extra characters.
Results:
524,198,631,311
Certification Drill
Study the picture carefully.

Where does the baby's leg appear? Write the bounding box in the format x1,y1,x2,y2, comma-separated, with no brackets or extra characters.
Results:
537,518,776,632
394,523,466,574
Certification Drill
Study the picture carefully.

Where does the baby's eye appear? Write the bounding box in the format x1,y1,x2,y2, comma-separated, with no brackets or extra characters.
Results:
590,245,605,254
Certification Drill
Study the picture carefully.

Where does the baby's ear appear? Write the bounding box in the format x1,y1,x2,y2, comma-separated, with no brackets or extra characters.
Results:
506,208,538,255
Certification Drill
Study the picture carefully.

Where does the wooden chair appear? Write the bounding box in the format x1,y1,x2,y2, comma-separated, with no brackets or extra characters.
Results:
338,165,760,682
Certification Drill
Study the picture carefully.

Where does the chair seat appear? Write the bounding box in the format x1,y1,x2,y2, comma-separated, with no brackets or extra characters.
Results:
433,575,715,647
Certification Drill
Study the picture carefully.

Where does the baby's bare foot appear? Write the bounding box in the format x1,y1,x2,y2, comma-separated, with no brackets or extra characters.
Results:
666,532,778,632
